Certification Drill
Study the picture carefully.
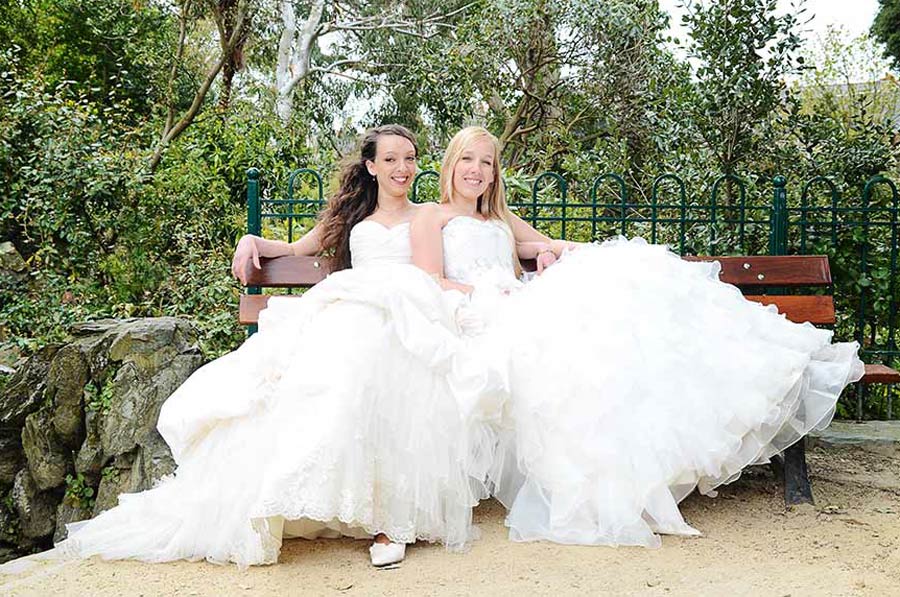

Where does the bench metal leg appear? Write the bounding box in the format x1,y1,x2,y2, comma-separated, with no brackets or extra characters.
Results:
783,441,813,506
768,452,784,480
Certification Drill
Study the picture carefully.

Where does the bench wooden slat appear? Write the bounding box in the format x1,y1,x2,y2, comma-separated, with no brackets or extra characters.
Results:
241,291,834,326
684,255,832,287
861,364,900,384
242,255,335,288
240,294,277,325
743,295,835,325
520,255,832,287
251,254,830,288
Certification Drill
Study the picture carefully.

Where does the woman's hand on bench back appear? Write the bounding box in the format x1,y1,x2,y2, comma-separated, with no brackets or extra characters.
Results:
231,226,325,286
232,235,262,285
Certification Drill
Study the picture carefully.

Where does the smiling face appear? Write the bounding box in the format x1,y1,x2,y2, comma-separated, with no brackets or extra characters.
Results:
365,134,417,200
451,138,495,203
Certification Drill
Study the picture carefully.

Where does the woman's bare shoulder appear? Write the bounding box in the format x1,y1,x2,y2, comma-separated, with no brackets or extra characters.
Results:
412,202,454,226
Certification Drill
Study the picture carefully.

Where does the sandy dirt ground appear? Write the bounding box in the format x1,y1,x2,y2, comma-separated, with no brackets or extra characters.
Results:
1,445,898,597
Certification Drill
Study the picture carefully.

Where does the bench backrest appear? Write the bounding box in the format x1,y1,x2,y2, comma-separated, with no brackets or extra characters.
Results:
686,255,834,325
239,254,835,326
239,256,334,325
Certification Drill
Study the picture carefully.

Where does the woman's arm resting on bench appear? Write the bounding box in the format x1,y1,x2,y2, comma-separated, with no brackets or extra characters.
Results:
231,225,324,285
508,214,580,273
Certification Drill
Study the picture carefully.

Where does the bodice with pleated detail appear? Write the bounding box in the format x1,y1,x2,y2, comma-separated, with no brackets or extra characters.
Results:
349,220,412,268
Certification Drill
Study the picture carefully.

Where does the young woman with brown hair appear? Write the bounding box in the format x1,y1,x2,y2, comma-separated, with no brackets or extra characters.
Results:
57,125,500,568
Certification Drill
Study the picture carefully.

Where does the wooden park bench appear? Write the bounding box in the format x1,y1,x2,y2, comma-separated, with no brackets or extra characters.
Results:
238,253,900,506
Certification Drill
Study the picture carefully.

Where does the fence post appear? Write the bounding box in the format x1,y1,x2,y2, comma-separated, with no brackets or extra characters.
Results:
246,168,261,336
770,175,788,257
247,168,261,236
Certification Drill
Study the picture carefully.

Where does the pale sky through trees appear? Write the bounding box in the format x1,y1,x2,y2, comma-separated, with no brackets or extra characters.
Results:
661,0,879,44
659,0,887,83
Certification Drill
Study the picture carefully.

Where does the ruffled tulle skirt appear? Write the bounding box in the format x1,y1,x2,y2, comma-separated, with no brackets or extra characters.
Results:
57,264,503,566
478,238,864,547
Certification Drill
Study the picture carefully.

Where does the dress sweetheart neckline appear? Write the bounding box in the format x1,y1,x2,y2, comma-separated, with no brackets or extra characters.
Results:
354,220,412,232
444,215,504,227
354,216,501,234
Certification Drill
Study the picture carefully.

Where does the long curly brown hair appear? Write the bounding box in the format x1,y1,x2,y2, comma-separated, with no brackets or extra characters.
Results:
318,124,418,270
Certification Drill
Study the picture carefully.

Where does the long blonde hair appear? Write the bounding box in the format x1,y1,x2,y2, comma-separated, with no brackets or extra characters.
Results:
440,126,521,275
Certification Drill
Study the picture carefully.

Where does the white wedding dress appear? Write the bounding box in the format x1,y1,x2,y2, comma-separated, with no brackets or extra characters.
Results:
440,216,865,548
53,216,865,565
57,220,503,567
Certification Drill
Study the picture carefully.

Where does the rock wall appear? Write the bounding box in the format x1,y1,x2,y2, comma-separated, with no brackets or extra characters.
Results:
0,241,27,371
0,318,203,562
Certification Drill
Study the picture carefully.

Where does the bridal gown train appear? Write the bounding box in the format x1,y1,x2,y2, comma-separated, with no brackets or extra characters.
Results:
55,215,864,565
57,220,503,566
439,216,865,548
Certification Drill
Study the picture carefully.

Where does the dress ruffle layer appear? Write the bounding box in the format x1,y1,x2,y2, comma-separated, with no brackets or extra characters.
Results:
56,226,865,565
59,264,504,567
477,238,863,547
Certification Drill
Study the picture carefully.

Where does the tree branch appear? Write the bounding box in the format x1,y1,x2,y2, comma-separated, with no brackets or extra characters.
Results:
322,2,475,38
149,0,249,171
280,0,326,97
164,2,189,135
498,97,531,150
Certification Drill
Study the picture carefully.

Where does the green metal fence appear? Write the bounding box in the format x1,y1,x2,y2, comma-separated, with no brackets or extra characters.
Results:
245,167,900,420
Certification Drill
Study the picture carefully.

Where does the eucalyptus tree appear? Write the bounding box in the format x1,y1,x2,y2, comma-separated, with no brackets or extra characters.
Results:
269,0,474,124
679,0,806,180
872,0,900,69
149,0,257,171
371,0,685,174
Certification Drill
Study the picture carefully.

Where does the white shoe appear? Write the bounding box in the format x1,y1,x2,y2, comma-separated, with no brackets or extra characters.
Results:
369,541,406,567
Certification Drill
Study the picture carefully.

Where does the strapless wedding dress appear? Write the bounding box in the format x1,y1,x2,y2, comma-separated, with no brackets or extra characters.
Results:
440,216,864,548
56,221,502,566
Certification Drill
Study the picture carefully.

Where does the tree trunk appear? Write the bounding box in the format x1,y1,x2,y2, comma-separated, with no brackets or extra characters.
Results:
275,0,324,123
148,1,248,171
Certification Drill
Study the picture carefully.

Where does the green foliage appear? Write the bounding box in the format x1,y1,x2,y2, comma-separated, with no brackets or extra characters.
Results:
84,380,115,414
778,29,900,190
64,473,95,510
0,44,246,356
1,0,898,419
0,0,185,119
1,490,14,515
680,0,805,175
100,465,120,484
872,0,900,69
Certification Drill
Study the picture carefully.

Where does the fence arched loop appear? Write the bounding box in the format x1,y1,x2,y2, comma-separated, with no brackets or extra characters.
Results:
412,170,440,203
801,176,839,201
287,168,324,203
651,174,686,247
531,172,568,236
591,173,628,237
862,175,899,207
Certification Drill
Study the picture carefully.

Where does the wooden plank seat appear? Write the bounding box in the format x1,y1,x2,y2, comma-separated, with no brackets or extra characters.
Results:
239,253,899,505
239,255,334,325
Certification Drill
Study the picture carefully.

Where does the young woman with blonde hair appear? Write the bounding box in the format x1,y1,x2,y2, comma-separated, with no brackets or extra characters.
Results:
411,125,863,548
411,126,575,293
